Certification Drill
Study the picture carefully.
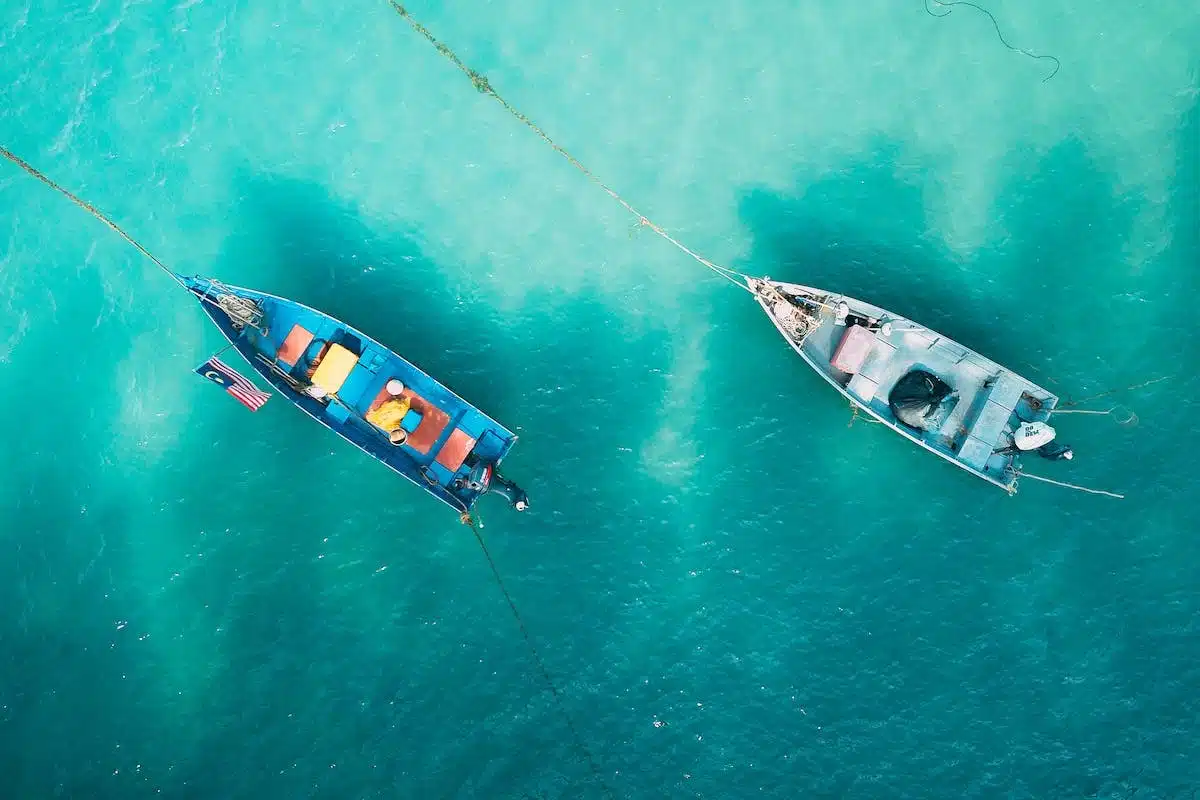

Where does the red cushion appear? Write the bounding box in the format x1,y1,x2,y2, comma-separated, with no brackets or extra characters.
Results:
830,324,875,374
277,324,314,367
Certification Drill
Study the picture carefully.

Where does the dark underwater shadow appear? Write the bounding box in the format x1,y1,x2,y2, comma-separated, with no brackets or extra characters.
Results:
0,469,147,798
736,138,1002,354
215,171,518,417
1063,79,1200,800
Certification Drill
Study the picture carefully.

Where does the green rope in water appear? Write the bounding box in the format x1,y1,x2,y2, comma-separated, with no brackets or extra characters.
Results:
0,144,184,288
386,1,753,294
385,19,632,795
924,0,1061,82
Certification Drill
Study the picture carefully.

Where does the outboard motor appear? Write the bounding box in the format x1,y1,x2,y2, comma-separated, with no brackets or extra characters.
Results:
456,460,530,512
1036,441,1074,461
487,471,530,512
994,422,1074,461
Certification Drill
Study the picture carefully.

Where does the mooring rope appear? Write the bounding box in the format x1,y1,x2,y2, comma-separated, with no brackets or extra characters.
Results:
464,517,619,800
1015,470,1125,499
1061,376,1170,409
385,1,754,295
1051,405,1138,426
0,145,185,288
440,483,614,796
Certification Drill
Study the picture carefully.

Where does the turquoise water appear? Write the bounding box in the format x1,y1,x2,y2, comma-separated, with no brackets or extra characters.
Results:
2,1,1198,797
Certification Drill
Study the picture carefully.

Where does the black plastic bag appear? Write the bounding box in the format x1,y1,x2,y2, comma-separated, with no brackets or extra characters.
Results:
889,370,954,430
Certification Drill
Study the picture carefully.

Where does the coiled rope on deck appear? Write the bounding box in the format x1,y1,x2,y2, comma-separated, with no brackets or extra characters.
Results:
0,145,185,288
386,1,753,295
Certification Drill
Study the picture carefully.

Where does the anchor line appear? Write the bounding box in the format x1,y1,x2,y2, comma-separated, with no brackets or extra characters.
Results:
0,145,185,289
386,1,754,296
1060,375,1171,409
1013,470,1125,500
465,520,619,800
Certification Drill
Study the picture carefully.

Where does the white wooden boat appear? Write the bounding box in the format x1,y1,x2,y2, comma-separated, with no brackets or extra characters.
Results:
749,277,1076,493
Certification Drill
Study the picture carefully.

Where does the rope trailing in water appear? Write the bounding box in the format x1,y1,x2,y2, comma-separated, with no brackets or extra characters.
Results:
847,401,884,428
462,514,618,800
1015,470,1125,500
0,145,185,288
1051,406,1138,426
1060,375,1170,409
923,0,1061,82
385,1,754,295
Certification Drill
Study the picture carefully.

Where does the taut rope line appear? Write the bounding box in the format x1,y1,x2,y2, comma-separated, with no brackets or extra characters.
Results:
1061,376,1170,409
465,520,618,799
386,2,754,295
1015,471,1125,500
0,145,185,288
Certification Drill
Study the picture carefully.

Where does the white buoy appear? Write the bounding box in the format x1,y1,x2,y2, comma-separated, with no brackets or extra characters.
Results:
386,379,405,396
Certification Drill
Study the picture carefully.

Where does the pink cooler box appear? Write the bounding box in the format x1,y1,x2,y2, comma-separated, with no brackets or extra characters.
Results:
830,324,875,374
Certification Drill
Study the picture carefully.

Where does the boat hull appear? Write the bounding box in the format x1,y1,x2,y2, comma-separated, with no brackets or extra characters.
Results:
182,275,524,515
751,278,1061,492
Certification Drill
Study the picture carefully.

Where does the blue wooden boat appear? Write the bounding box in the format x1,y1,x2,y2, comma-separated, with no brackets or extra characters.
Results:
0,146,527,519
182,274,529,518
750,277,1079,494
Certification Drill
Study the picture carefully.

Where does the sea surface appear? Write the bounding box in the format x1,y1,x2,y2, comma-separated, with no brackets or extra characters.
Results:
1,1,1198,798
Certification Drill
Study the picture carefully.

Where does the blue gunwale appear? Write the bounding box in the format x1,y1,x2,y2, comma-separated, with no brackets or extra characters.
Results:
181,274,519,514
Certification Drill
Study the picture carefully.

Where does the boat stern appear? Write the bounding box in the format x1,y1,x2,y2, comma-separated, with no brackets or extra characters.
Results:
452,458,529,512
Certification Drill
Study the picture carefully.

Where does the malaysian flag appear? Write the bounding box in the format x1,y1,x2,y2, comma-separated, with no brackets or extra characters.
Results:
196,356,271,411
